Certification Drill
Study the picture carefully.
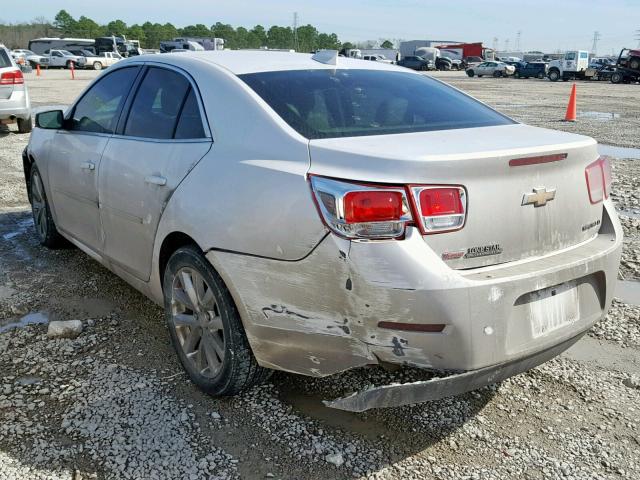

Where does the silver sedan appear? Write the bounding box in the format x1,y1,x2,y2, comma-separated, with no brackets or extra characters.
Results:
23,51,622,411
466,61,516,77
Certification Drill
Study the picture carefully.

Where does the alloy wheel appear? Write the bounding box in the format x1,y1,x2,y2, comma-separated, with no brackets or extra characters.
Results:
170,267,225,378
31,171,47,241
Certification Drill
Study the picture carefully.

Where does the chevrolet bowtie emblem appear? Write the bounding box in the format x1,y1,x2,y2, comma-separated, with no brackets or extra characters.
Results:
522,187,556,207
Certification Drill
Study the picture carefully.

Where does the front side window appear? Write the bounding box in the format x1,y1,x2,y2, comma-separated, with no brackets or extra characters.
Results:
240,69,514,140
124,67,190,139
565,52,576,60
72,66,140,134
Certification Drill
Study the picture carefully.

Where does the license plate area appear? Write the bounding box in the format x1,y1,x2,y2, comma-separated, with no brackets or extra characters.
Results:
526,281,580,338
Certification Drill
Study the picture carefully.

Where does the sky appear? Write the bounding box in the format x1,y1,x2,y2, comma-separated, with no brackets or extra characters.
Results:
2,0,639,55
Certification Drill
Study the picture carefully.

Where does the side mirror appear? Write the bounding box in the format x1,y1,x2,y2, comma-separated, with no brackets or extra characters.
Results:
35,110,64,130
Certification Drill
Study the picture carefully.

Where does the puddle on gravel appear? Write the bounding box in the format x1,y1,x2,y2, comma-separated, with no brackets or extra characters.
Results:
16,375,43,386
616,281,640,306
578,111,620,121
618,209,640,220
0,311,49,334
598,144,640,160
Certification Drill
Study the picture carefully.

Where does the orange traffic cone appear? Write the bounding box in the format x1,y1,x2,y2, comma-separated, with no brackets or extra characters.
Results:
36,64,41,77
564,83,577,122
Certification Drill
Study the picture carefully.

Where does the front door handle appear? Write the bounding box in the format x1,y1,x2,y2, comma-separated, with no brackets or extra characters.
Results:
144,175,167,186
80,161,95,171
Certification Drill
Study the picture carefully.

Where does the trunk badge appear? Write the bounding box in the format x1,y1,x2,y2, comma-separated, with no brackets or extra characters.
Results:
522,187,556,207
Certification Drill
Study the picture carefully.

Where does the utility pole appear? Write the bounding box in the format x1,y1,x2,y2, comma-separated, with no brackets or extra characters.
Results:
636,29,640,48
515,30,522,52
292,12,299,51
504,38,510,52
591,31,601,54
492,37,498,51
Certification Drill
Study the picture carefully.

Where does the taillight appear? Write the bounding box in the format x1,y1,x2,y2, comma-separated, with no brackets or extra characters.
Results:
0,69,24,85
310,176,467,239
585,156,612,204
344,191,403,222
409,186,466,233
310,176,411,239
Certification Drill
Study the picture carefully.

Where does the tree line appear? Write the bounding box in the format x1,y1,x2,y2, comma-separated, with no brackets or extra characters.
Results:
0,9,353,52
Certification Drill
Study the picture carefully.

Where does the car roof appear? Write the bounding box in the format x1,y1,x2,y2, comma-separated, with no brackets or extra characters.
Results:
131,50,404,75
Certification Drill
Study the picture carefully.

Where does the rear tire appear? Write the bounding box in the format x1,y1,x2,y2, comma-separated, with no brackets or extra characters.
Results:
17,117,32,134
493,71,502,78
65,61,74,69
92,62,103,70
164,246,271,396
611,72,623,84
29,165,66,248
466,70,474,77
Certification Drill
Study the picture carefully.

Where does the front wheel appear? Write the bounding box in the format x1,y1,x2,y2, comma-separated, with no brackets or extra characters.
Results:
629,58,640,70
65,61,74,69
548,70,560,82
466,70,474,77
29,165,66,248
493,71,502,78
164,246,271,396
93,62,103,70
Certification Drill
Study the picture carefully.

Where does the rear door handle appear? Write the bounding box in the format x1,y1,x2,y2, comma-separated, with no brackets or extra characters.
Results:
144,175,167,186
80,162,95,171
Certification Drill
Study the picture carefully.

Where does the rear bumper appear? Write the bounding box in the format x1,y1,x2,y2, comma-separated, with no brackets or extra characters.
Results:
0,89,31,120
207,200,622,378
325,329,585,412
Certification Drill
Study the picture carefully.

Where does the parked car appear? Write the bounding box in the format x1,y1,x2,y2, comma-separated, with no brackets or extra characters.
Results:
466,61,516,77
24,51,622,411
11,49,37,61
0,45,31,133
29,50,86,69
397,55,434,71
589,57,614,69
449,58,463,70
513,61,548,79
80,51,122,70
462,56,484,69
363,54,392,64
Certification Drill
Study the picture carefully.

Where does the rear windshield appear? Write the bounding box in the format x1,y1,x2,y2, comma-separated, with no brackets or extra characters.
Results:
0,49,12,68
240,69,513,139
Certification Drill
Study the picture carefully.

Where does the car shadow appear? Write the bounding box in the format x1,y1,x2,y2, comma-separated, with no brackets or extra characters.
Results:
275,369,496,465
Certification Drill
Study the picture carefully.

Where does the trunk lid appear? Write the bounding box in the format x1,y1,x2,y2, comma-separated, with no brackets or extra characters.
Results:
308,124,603,269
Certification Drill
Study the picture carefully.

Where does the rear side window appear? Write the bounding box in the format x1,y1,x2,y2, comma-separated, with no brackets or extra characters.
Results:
125,67,190,139
240,69,514,139
0,49,12,68
174,89,206,139
72,66,139,134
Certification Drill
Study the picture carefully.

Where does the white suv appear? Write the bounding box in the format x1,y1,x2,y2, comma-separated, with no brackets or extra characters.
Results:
0,45,31,133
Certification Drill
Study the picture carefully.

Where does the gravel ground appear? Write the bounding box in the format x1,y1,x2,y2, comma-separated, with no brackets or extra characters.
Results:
0,69,638,480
